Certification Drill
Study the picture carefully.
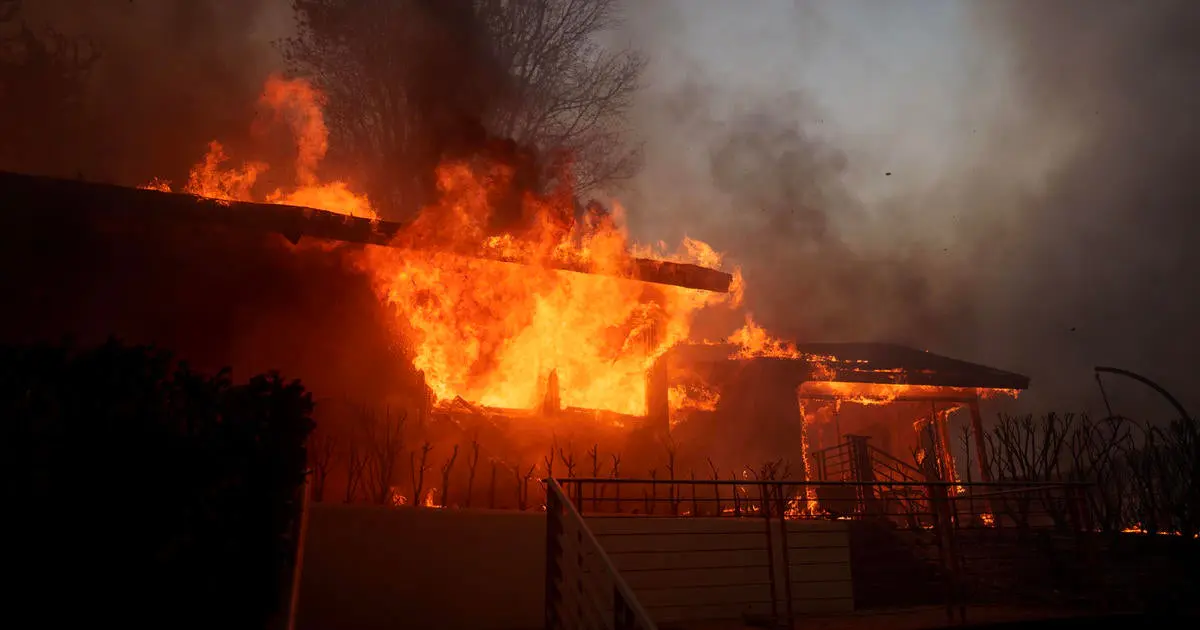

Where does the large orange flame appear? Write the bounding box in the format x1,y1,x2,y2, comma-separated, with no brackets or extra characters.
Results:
151,76,730,416
359,161,725,415
150,76,378,220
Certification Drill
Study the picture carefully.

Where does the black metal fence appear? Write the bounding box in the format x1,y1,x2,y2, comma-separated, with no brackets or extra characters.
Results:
555,476,1089,525
551,476,1101,626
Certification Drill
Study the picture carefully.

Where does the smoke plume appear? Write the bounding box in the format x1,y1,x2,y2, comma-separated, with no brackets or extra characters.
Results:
964,0,1200,415
624,0,1200,417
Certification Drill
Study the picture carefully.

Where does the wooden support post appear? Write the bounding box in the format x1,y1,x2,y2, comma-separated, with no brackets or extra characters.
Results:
796,397,812,484
967,396,992,482
644,324,670,436
933,403,955,482
541,369,561,415
833,402,843,445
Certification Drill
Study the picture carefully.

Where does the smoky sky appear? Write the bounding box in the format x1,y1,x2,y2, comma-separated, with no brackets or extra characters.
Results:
5,0,287,185
623,0,1200,419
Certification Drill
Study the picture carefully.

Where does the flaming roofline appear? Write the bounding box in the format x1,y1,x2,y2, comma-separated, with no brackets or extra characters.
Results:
666,342,1030,392
0,170,733,293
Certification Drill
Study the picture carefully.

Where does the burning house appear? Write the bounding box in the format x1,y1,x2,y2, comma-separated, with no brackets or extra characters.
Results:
0,162,1029,498
0,76,1031,508
0,75,1072,630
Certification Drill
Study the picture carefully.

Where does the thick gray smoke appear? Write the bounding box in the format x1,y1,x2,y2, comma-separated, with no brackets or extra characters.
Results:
641,85,968,349
624,1,1200,418
954,0,1200,415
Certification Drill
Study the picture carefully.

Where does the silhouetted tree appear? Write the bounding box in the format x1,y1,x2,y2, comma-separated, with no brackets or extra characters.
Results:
0,0,98,175
363,407,407,505
2,339,314,629
308,431,338,502
282,0,644,215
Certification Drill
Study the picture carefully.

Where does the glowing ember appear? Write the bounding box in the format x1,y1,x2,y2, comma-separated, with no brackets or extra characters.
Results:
668,383,720,413
801,381,1020,406
1121,524,1195,537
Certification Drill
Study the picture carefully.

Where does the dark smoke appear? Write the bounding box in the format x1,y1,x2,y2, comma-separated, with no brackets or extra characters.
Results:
959,0,1200,415
3,0,282,186
398,0,512,162
677,90,965,350
287,0,550,225
347,0,563,229
628,1,1200,418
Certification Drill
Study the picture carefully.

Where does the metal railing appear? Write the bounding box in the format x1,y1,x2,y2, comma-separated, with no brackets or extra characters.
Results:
810,436,925,486
554,476,1089,526
553,477,1099,625
545,477,657,630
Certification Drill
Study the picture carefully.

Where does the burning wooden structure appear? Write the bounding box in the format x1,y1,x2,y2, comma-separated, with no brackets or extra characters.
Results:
661,342,1029,486
1,169,1028,497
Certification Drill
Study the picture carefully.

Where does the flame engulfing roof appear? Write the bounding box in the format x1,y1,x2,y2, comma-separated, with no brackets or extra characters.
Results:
0,170,733,293
669,342,1030,392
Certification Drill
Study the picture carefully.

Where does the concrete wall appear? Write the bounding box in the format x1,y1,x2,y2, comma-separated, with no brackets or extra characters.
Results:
296,505,854,630
296,504,547,630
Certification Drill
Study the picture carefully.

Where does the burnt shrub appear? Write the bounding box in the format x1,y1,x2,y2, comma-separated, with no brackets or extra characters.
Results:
1,338,314,629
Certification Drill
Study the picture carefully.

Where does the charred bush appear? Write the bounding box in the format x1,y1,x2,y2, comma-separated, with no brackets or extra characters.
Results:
1,338,314,630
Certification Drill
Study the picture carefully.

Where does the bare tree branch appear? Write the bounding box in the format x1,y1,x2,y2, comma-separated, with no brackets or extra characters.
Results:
282,0,644,214
363,407,408,505
308,432,337,502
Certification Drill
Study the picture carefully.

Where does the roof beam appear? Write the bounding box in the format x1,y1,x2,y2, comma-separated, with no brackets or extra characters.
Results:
0,171,733,293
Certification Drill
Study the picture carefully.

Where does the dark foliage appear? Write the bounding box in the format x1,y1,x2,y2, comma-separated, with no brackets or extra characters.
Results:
977,412,1200,537
1,339,314,629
